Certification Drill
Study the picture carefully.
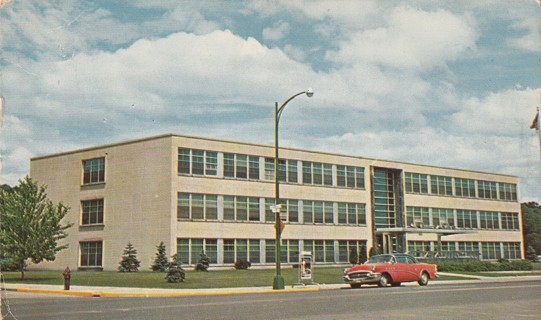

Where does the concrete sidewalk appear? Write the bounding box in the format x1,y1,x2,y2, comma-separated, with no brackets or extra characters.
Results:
3,273,541,298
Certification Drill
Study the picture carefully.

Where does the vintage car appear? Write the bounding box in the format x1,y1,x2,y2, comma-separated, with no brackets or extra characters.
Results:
343,253,438,288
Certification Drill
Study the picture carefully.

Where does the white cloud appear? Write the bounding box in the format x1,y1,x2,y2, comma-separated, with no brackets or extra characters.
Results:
262,21,290,41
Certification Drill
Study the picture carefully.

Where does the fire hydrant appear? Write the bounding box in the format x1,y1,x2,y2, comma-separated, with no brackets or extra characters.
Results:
63,267,71,290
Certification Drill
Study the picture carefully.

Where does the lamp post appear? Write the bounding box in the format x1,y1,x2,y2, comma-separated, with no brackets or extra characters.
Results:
273,88,313,290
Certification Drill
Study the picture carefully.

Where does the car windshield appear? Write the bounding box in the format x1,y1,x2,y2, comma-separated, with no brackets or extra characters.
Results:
366,255,394,264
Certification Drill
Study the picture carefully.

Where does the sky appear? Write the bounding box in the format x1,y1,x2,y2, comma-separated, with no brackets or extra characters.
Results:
0,0,540,202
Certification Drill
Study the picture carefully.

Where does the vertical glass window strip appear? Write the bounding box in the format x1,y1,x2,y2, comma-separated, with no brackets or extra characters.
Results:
177,193,190,219
302,162,312,184
304,240,314,257
324,164,333,186
206,195,218,220
265,198,275,222
177,239,190,264
264,158,274,181
236,239,248,261
191,150,205,175
358,203,366,225
236,197,248,221
337,166,346,187
314,201,324,223
223,153,235,178
223,240,235,263
313,163,323,185
315,240,324,262
288,200,299,223
324,202,334,224
346,166,355,187
205,152,217,176
303,201,313,223
347,203,357,225
248,197,260,221
191,239,204,264
205,239,218,264
191,194,204,219
278,159,287,182
355,167,365,189
249,156,259,180
178,149,191,174
288,160,298,183
249,240,261,263
223,196,235,220
265,240,275,263
236,155,248,179
325,240,334,263
288,240,299,263
338,241,348,262
338,203,347,224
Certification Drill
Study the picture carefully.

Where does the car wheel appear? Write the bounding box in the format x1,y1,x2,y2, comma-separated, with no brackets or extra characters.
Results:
350,284,361,289
418,272,429,286
378,274,391,287
391,282,401,287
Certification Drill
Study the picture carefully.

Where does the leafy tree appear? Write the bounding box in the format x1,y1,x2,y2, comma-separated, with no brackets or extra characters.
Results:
151,241,169,272
522,202,541,255
359,244,368,264
118,242,141,272
525,245,538,261
166,254,185,283
0,176,72,279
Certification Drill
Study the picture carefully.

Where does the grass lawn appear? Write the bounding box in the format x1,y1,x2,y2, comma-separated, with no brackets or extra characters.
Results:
2,267,473,289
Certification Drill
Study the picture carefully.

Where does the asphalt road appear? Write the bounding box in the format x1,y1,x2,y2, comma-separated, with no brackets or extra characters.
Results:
2,281,540,320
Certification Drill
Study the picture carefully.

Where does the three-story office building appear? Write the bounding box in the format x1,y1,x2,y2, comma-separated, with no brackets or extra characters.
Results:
29,134,523,271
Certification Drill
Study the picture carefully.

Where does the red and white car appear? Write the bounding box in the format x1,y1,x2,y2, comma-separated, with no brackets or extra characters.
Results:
343,253,438,288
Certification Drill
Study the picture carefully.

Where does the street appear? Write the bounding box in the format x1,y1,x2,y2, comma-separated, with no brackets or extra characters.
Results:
2,281,540,320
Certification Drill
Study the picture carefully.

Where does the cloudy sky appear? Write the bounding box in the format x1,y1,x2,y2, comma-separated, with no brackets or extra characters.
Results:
0,0,540,201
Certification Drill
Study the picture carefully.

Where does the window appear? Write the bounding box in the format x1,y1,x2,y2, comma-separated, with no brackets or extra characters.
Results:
337,203,366,225
177,193,218,220
406,207,429,227
277,199,299,223
80,241,102,267
81,199,104,225
224,239,261,264
224,153,254,179
83,158,105,184
178,149,217,176
338,240,367,263
407,241,432,257
263,158,297,183
502,242,521,260
303,201,333,224
479,211,499,230
458,242,480,258
501,212,519,230
337,166,365,189
478,180,497,200
432,208,454,228
303,162,333,186
223,196,260,222
430,175,453,196
304,240,335,263
178,239,218,265
481,242,501,260
405,173,428,194
249,156,260,180
455,178,476,198
457,210,478,229
499,183,517,201
264,158,274,180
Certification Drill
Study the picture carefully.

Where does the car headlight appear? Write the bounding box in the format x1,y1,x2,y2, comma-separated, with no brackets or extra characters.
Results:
371,265,376,272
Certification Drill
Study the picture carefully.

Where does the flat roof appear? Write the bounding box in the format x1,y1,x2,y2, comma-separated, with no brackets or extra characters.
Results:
30,133,518,179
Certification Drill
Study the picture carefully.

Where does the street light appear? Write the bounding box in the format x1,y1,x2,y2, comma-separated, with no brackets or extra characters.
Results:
273,88,313,290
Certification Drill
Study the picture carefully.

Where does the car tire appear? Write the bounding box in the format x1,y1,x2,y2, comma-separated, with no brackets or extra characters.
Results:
418,272,429,286
350,284,361,289
378,274,391,287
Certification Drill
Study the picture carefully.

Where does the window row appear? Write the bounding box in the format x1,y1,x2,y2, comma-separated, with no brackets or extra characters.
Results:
406,207,520,231
177,238,367,265
178,148,365,189
407,241,521,260
405,172,517,202
177,193,367,226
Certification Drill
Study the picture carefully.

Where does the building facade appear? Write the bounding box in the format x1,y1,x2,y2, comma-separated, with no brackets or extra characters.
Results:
29,134,523,271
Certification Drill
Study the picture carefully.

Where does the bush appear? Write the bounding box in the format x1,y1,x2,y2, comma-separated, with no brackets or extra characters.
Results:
436,259,533,272
234,260,251,270
166,254,185,283
195,251,210,272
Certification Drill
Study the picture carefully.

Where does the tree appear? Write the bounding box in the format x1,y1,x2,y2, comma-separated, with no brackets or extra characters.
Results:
359,244,368,264
0,176,72,279
151,241,169,272
165,254,185,283
525,245,537,261
522,202,541,255
118,242,141,272
195,251,210,271
348,247,358,265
